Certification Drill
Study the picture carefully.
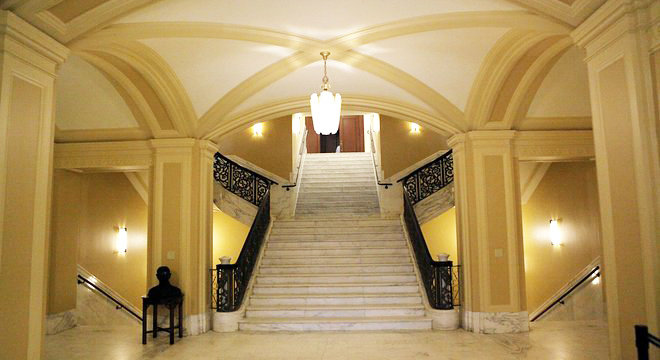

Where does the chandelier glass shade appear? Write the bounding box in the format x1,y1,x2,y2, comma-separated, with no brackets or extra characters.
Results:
310,51,341,135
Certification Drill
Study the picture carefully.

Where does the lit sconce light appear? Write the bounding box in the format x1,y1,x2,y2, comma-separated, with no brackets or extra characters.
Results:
370,113,380,133
409,122,421,134
549,219,561,246
292,113,303,134
252,122,263,137
116,227,128,254
591,272,600,285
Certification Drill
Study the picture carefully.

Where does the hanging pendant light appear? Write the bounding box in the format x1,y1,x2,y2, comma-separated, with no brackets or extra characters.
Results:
310,51,341,135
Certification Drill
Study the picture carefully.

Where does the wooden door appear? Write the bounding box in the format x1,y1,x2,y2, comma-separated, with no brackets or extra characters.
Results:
305,117,320,153
339,115,364,152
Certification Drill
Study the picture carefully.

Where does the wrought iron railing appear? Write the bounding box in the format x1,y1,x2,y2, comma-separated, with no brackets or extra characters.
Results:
212,190,271,312
213,153,277,206
399,150,453,205
635,325,660,360
403,191,460,309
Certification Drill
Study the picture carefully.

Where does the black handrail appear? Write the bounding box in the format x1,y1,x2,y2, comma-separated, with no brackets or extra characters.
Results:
402,192,458,309
368,130,392,189
282,129,308,191
213,152,277,206
530,266,600,321
635,325,660,360
213,189,271,312
77,274,142,321
398,150,453,205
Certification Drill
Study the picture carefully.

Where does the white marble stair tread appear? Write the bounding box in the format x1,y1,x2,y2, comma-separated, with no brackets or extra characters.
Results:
268,234,405,242
251,283,420,295
238,316,432,331
264,248,409,257
270,226,402,234
256,274,417,285
259,264,413,274
267,241,406,249
272,219,400,227
245,304,425,318
260,254,412,265
249,293,422,306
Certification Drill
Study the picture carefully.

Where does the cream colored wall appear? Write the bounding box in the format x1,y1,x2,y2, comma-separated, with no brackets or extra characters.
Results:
212,210,250,265
420,207,457,262
78,172,148,309
47,170,83,314
48,171,148,310
379,115,448,178
522,161,602,313
217,117,293,180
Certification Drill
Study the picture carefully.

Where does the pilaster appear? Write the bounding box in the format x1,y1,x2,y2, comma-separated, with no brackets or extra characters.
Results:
572,1,659,358
448,131,528,334
148,139,218,335
0,10,68,360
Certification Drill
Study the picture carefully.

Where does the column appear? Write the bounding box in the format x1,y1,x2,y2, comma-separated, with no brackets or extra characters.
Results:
149,139,217,335
448,131,528,333
0,11,68,360
573,1,658,358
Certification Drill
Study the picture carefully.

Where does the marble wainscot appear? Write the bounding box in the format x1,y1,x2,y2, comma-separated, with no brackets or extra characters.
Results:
413,183,454,225
463,311,530,334
46,310,77,335
213,184,257,225
427,308,460,330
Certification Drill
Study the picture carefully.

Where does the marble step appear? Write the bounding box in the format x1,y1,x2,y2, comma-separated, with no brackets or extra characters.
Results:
238,316,432,331
301,180,375,187
302,168,374,175
295,209,381,216
302,172,374,179
252,282,420,295
267,240,406,249
296,201,380,209
303,161,373,168
268,233,404,242
256,273,416,285
260,254,412,265
264,247,409,257
259,263,413,274
294,213,383,220
249,293,422,306
245,304,425,318
296,196,379,204
270,225,401,235
272,219,400,228
300,185,376,193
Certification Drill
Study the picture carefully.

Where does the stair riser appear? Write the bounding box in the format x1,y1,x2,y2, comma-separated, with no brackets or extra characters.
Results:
267,240,406,248
256,274,417,285
302,171,374,177
252,285,420,295
238,320,432,331
295,209,380,215
264,248,409,257
300,184,375,190
273,219,400,228
296,203,379,210
268,233,404,241
259,265,413,274
245,308,425,318
260,257,411,265
249,296,422,306
270,227,402,235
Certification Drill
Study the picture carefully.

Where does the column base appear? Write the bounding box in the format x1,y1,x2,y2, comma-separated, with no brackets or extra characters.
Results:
184,311,212,336
212,311,243,332
463,311,529,334
46,310,77,335
428,307,460,330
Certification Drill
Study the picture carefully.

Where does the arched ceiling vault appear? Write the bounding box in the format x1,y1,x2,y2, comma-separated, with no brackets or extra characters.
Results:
8,0,598,142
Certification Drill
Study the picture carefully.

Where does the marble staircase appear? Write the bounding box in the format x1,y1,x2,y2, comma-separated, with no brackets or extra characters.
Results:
239,152,431,331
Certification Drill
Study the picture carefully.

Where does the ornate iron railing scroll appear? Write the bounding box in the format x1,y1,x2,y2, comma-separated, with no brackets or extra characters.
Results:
213,152,277,206
402,192,460,310
213,190,270,312
399,150,453,205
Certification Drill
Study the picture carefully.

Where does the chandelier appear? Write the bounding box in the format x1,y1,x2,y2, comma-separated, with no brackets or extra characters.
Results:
310,51,341,135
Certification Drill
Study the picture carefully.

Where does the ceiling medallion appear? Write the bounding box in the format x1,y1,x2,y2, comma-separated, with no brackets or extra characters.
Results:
310,51,342,135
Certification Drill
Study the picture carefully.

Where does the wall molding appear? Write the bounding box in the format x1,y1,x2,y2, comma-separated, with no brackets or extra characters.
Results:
54,140,152,170
513,130,595,161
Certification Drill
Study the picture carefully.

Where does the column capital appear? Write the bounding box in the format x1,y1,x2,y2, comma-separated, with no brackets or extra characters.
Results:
0,10,68,76
571,0,658,58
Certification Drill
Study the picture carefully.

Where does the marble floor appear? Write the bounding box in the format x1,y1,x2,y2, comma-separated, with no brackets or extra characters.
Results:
45,320,609,360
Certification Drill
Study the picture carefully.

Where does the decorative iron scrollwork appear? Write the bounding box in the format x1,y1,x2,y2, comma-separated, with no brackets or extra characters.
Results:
213,153,276,206
401,150,453,205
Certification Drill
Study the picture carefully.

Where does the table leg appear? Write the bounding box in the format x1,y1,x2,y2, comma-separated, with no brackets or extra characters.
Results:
169,307,174,345
142,300,147,344
178,301,183,338
153,304,158,338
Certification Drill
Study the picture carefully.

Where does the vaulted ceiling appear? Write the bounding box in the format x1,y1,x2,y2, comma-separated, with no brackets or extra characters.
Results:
3,0,601,142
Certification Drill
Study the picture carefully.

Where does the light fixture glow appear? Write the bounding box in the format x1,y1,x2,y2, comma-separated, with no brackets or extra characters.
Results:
409,122,421,134
116,227,127,254
549,219,561,246
592,273,600,285
252,123,263,137
310,51,341,135
292,113,303,134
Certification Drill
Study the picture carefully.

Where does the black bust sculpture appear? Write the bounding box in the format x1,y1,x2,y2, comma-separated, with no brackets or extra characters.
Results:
147,266,183,305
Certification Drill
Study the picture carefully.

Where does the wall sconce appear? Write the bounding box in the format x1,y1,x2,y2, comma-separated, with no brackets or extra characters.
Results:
252,122,263,137
116,227,128,254
292,113,303,134
549,219,561,246
409,122,420,134
370,113,380,133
